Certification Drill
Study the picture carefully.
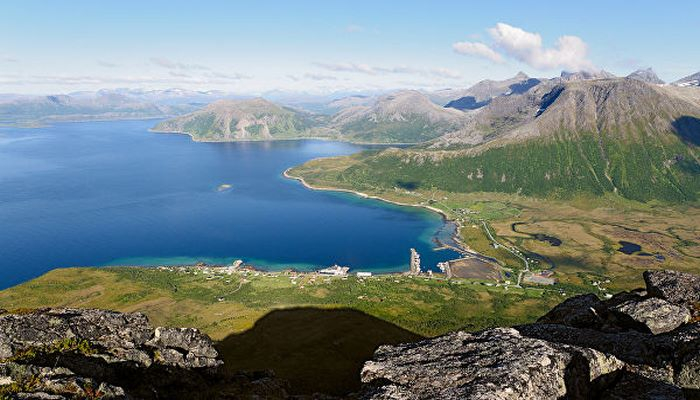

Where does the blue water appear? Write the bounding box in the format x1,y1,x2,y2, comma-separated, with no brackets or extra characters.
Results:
0,120,460,289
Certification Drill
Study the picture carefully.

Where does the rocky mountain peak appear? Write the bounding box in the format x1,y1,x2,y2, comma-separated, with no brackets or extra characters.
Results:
560,69,617,81
626,68,665,84
514,71,529,80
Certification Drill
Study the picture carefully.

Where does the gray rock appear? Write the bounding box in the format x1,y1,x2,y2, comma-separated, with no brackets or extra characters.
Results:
0,308,225,399
644,270,700,310
537,293,606,328
611,297,691,334
361,327,624,399
146,326,218,358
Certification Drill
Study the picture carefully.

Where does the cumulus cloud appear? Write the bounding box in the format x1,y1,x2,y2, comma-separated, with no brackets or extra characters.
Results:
453,23,596,72
453,41,503,63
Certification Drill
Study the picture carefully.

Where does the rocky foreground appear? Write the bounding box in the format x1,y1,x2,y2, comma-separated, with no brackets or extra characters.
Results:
1,269,699,399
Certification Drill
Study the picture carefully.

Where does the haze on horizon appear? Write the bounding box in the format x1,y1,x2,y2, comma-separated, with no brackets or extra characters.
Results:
1,0,699,95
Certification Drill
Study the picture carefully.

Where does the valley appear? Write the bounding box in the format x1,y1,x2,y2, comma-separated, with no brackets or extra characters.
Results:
287,159,700,293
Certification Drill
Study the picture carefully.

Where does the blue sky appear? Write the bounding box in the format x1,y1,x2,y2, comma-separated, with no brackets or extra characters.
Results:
1,0,698,94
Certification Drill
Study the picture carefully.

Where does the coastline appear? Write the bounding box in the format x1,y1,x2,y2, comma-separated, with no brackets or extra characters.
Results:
282,167,474,257
149,127,423,146
282,167,450,220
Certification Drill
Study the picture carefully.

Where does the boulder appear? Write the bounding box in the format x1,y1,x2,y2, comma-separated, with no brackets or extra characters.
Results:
0,308,221,370
361,327,624,399
537,293,606,328
611,297,691,334
644,270,700,310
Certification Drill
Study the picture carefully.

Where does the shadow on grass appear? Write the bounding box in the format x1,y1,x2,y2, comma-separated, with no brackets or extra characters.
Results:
216,307,423,396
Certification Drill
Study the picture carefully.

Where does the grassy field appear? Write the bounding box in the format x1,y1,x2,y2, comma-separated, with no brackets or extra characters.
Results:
289,156,700,293
0,267,569,340
0,266,573,395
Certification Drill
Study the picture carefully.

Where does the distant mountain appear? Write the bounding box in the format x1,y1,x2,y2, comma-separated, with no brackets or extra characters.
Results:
325,95,377,111
312,78,700,202
0,92,193,125
626,68,665,84
430,72,540,107
330,90,469,143
152,98,323,141
673,71,700,87
559,70,616,81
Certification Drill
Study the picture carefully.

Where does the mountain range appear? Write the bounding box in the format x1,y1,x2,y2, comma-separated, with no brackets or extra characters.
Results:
289,71,700,203
0,89,231,125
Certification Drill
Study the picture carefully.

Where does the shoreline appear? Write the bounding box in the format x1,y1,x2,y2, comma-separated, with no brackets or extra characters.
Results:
149,128,423,146
282,167,475,258
282,167,450,220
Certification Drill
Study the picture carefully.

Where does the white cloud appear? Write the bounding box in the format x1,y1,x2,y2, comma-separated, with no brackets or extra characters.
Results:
0,72,248,86
489,23,594,71
452,41,503,63
453,23,596,72
304,73,338,81
314,62,461,79
314,62,376,74
150,57,210,71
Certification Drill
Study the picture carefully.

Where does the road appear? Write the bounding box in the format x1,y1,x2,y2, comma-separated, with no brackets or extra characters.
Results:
481,220,529,286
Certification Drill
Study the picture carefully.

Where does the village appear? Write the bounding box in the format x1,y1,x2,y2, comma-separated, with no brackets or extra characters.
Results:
149,245,614,304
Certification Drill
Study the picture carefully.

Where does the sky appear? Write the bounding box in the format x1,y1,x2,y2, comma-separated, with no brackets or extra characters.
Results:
1,0,699,95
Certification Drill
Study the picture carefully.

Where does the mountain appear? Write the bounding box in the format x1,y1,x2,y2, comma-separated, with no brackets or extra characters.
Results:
298,78,700,202
152,98,323,141
329,90,469,143
430,72,541,108
626,68,665,84
673,71,700,87
0,92,193,125
326,95,377,111
559,69,616,81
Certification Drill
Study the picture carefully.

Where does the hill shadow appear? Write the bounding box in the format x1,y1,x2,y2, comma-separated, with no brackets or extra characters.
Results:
216,307,423,396
672,116,700,145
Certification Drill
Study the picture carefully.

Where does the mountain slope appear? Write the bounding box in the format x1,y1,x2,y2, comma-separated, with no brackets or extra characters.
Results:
329,90,469,143
152,98,323,141
295,79,700,202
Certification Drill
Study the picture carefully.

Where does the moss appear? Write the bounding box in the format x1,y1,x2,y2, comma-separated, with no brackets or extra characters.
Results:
0,375,41,399
4,338,96,363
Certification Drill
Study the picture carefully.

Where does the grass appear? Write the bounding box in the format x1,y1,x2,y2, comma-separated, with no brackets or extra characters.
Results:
0,267,568,340
288,160,700,294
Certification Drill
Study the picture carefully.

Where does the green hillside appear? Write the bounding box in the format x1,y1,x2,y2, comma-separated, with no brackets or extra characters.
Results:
294,130,699,203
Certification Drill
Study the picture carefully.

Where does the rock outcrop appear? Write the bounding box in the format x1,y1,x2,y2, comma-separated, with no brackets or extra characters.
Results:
361,269,700,399
0,308,288,399
2,269,699,399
